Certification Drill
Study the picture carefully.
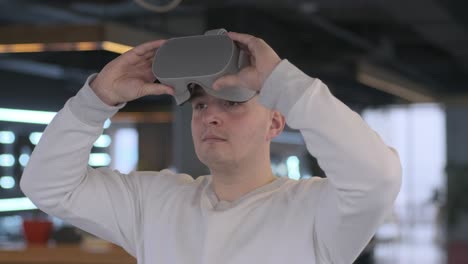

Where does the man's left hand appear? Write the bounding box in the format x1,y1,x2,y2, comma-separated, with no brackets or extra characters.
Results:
213,32,281,93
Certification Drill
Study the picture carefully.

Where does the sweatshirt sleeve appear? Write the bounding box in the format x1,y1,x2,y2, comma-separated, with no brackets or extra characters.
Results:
258,60,402,264
20,74,157,256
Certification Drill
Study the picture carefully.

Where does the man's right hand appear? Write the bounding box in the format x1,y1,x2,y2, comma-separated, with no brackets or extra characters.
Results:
90,40,174,106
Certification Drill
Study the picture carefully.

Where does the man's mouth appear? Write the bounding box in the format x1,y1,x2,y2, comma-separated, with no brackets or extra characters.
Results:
202,134,227,142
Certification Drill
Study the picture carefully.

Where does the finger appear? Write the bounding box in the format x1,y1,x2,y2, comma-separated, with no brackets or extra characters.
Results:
236,43,252,59
141,70,156,83
134,49,158,67
142,61,153,69
213,74,241,90
236,42,249,52
142,52,156,62
227,32,255,45
136,64,157,80
124,41,164,66
140,48,158,61
136,55,155,67
132,39,167,57
141,83,175,96
227,32,263,58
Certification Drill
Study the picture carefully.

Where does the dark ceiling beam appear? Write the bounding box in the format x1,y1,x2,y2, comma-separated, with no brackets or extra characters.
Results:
0,1,96,23
262,8,446,102
0,22,179,94
378,0,468,71
357,60,438,103
70,1,152,18
443,95,468,105
0,23,173,87
0,23,173,46
206,0,375,9
103,23,173,46
70,1,205,18
263,8,375,51
24,3,97,23
317,7,394,23
0,25,104,44
0,59,92,85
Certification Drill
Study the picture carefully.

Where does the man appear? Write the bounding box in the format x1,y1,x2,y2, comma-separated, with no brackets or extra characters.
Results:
21,32,402,264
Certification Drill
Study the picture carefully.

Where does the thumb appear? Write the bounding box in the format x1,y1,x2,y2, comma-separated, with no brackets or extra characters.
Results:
213,74,241,90
141,83,175,96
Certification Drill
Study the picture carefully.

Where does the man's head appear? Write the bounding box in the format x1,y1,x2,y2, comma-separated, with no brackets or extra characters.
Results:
189,86,285,170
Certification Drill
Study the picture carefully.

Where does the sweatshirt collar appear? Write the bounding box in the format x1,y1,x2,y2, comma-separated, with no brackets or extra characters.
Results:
201,175,288,211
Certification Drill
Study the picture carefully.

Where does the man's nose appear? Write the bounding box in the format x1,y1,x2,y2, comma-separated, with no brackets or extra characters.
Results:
201,104,223,126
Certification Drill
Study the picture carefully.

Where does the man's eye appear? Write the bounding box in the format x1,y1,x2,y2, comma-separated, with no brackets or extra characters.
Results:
194,103,207,110
225,101,241,107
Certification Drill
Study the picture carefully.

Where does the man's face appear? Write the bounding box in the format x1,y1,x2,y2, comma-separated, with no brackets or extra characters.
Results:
190,88,274,169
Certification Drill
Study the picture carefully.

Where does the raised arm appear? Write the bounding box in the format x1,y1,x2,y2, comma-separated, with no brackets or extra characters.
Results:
262,61,401,263
215,32,402,263
20,40,175,256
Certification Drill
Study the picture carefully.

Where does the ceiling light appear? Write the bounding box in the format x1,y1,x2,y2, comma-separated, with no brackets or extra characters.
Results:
0,108,56,124
0,176,15,189
0,197,37,212
0,154,15,167
19,154,30,167
0,41,132,54
287,156,301,180
0,42,100,53
0,131,15,144
101,41,132,54
89,153,111,167
29,132,43,145
94,135,112,148
104,119,112,129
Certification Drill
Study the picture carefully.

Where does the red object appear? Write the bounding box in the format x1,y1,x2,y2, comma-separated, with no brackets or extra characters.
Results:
448,241,468,264
22,219,53,245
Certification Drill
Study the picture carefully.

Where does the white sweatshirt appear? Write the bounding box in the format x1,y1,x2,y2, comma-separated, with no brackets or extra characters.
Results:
21,60,401,264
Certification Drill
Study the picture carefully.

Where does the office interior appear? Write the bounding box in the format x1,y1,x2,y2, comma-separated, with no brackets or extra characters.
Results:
0,0,467,263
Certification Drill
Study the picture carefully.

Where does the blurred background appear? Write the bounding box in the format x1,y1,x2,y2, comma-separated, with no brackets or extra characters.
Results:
0,0,467,263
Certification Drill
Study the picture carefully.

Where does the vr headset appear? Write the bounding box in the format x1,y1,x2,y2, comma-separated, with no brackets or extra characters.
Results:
152,29,257,105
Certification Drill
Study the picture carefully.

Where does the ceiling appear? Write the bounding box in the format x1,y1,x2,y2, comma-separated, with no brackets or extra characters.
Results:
1,0,468,112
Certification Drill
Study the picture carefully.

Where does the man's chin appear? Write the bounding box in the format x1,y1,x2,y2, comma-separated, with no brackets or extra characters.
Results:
199,154,231,168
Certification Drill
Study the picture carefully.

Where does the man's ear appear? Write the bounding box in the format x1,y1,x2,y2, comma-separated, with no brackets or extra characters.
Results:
267,111,286,141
